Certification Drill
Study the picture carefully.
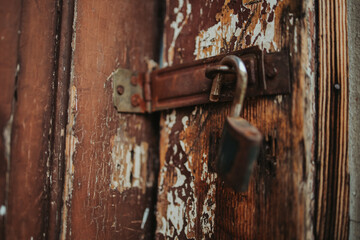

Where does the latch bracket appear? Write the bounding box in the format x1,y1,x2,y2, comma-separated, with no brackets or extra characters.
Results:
112,47,291,113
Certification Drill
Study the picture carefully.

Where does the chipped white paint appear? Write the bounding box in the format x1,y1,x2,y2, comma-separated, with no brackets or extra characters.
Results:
0,205,6,216
167,190,186,235
195,0,281,59
157,110,199,238
181,116,189,130
179,140,186,152
110,127,149,193
184,156,192,172
165,109,177,132
201,153,217,185
194,1,239,59
3,113,13,169
274,95,283,104
167,0,192,66
201,183,216,237
158,165,168,195
173,144,178,155
184,180,197,238
157,216,168,236
141,207,150,229
251,16,278,51
173,166,186,187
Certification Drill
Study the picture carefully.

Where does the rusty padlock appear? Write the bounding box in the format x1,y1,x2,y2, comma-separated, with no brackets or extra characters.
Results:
211,55,262,192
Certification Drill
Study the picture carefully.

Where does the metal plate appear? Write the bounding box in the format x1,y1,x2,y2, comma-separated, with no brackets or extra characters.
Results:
112,68,146,113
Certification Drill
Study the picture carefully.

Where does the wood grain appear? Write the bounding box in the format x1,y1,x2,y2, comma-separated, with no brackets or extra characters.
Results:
0,0,21,238
60,1,161,239
315,0,349,239
5,0,60,239
155,0,316,239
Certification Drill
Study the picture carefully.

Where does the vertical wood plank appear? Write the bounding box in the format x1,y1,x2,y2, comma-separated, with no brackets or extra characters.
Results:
61,1,161,239
315,0,349,239
0,0,21,238
156,0,317,239
5,0,60,239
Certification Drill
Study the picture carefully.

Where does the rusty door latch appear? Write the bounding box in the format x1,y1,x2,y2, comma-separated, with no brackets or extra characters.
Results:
112,46,291,113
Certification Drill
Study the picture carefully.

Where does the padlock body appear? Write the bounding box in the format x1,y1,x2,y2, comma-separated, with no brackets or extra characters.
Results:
215,117,262,192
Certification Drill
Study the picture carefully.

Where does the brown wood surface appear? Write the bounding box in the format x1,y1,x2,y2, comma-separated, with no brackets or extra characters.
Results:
60,1,161,239
155,0,317,239
0,0,21,238
315,0,349,239
0,0,350,239
5,0,60,239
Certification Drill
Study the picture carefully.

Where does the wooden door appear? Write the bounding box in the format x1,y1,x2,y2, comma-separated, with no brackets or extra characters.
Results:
0,0,349,239
154,0,348,239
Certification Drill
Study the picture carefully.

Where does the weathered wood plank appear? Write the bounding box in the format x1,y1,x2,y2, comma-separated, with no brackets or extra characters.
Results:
156,0,316,239
315,0,349,239
5,0,60,239
0,0,21,238
60,1,161,239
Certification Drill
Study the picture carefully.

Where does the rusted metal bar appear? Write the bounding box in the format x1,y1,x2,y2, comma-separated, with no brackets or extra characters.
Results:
113,47,291,113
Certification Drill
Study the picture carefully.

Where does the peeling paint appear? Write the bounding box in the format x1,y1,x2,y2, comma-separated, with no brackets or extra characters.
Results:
165,109,177,132
0,205,6,216
251,15,278,51
3,113,13,167
194,0,239,59
184,180,197,239
156,107,218,238
166,0,192,66
109,127,149,193
200,183,216,237
194,0,282,59
167,190,186,235
141,208,149,229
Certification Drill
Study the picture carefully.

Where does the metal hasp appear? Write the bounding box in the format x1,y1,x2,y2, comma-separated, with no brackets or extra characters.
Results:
112,46,291,113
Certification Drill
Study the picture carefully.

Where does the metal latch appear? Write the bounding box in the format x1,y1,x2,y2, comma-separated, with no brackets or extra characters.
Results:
112,46,291,113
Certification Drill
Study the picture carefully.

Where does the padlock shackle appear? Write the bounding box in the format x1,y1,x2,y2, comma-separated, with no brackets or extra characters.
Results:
219,55,248,117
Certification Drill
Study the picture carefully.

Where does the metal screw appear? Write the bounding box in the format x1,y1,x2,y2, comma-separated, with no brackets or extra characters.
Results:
131,76,137,86
266,66,278,79
131,94,140,107
117,85,124,95
334,83,341,91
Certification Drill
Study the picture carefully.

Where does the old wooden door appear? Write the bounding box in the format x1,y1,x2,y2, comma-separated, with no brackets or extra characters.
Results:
0,0,348,239
154,0,348,239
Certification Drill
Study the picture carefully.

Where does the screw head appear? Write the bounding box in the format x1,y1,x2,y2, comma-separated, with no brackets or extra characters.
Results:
131,94,140,107
334,83,341,91
266,67,278,78
117,85,124,95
